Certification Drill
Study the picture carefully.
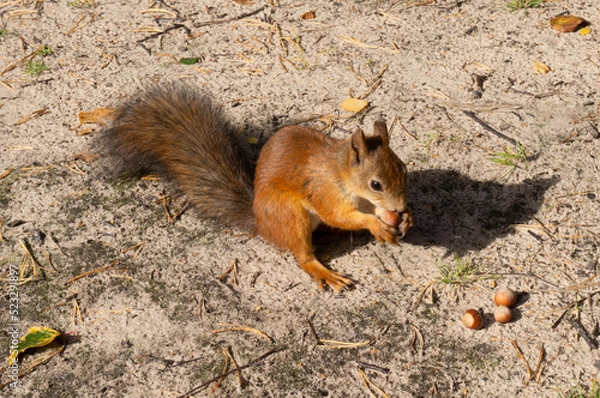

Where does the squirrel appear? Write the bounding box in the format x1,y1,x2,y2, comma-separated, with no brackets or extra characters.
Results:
102,85,412,292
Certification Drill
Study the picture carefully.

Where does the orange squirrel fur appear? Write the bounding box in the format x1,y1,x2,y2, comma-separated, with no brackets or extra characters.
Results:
103,85,412,292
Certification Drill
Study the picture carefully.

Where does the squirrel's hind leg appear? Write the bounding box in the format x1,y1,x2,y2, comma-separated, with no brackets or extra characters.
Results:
255,197,351,292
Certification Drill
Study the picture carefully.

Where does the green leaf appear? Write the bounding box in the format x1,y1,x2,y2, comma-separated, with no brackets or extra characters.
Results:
178,57,199,65
9,326,60,366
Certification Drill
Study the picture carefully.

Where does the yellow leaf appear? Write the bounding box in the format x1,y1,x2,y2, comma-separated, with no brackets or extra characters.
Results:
301,11,316,20
550,15,586,33
579,27,591,36
533,61,551,74
78,107,118,125
9,326,60,366
339,98,369,113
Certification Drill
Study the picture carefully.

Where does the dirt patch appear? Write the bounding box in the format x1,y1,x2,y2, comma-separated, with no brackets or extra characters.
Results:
1,1,599,397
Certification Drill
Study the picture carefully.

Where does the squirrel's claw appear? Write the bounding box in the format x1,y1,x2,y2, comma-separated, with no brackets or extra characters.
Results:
300,259,352,293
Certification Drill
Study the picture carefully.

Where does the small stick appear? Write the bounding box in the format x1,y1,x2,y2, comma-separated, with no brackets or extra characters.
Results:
72,298,84,325
357,367,391,398
218,259,239,285
306,317,320,343
14,107,50,125
409,324,424,356
566,316,599,349
194,6,267,28
45,233,66,256
0,168,13,179
393,116,418,140
224,346,245,388
551,290,600,328
356,361,390,374
319,339,371,349
66,259,120,284
212,348,230,392
462,110,519,146
347,63,368,85
44,251,58,272
18,239,38,278
137,23,191,44
176,347,285,397
510,340,533,382
357,367,378,398
0,48,38,76
66,13,99,36
211,322,273,342
121,242,146,261
412,280,436,311
532,344,545,382
0,346,65,388
368,64,389,86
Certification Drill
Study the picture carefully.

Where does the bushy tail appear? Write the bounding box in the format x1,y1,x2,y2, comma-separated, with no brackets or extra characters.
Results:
103,84,257,232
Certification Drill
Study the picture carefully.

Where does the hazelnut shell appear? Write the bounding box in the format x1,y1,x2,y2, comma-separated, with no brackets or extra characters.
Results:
494,289,517,308
462,309,483,330
375,207,400,227
494,306,512,324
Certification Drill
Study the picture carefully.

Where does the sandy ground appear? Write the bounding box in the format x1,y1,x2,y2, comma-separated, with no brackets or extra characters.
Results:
1,0,600,397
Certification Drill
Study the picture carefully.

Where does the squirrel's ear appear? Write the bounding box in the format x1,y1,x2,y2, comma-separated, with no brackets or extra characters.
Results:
373,120,389,146
350,128,368,164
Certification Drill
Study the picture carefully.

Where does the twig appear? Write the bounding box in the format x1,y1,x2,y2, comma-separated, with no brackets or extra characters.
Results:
412,280,436,311
409,324,424,357
18,239,38,278
0,346,65,389
357,367,391,398
14,107,50,125
566,316,599,349
212,348,230,392
551,290,600,329
224,346,245,388
306,317,320,344
462,110,519,146
194,6,267,28
66,259,120,284
45,233,66,256
66,13,99,36
175,347,285,397
532,344,545,382
137,23,191,44
211,322,273,342
218,259,239,285
510,340,533,382
356,361,390,374
319,339,372,349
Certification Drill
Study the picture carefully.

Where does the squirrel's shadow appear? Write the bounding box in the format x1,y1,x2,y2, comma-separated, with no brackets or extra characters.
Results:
402,169,558,256
316,170,557,258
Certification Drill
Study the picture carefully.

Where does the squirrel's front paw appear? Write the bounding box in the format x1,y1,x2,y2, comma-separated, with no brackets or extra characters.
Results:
397,210,413,238
370,218,399,244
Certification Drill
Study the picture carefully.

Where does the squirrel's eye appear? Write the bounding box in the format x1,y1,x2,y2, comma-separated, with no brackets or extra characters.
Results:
370,180,383,192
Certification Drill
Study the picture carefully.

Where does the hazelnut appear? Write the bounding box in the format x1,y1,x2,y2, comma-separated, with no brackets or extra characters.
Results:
375,207,399,227
462,309,483,330
494,306,512,324
494,289,517,308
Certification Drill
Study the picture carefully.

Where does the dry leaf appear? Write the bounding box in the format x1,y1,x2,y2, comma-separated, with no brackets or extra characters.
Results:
76,127,94,136
233,0,255,5
73,151,100,163
550,15,586,33
533,61,551,74
78,108,118,125
301,11,316,20
0,168,14,179
339,98,369,113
